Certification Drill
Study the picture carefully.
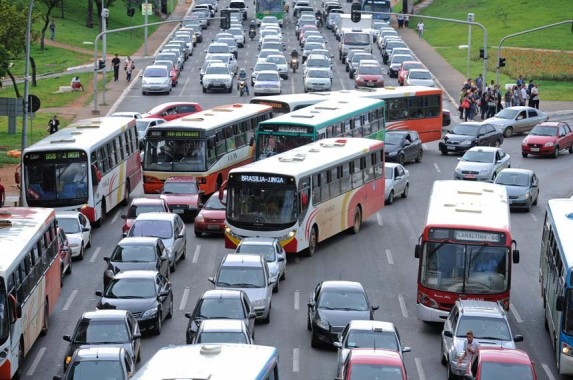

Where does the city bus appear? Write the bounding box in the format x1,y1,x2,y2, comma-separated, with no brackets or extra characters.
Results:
132,344,280,379
254,97,385,161
20,117,141,226
361,0,391,21
539,198,573,375
255,0,284,23
0,207,61,379
250,93,330,115
142,103,274,194
414,180,520,322
223,138,385,255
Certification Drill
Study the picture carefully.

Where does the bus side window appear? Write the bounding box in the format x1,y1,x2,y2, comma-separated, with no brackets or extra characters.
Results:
207,137,216,167
236,122,247,148
312,174,321,204
225,126,236,151
215,130,227,157
299,177,310,216
352,158,363,188
320,171,330,202
340,162,351,193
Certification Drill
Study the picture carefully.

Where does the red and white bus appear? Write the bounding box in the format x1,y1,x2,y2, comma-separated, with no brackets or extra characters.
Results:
0,207,61,379
142,103,274,195
20,117,141,226
414,180,520,322
223,138,385,255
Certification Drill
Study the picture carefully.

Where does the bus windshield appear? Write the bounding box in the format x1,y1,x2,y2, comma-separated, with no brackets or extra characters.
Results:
256,134,314,160
227,186,298,225
420,243,509,294
362,0,390,12
0,293,9,344
144,138,207,172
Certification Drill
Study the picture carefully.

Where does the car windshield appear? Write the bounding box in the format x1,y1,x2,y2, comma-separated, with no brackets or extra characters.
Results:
163,181,198,194
219,39,236,47
479,362,535,380
349,364,403,380
317,290,369,311
392,55,414,64
257,73,278,82
456,316,511,340
359,66,383,75
204,194,226,210
410,70,431,79
307,70,330,78
144,68,168,77
262,16,278,23
462,151,494,163
66,360,123,379
307,59,329,68
127,204,165,218
104,278,157,299
57,218,80,234
197,298,245,319
384,133,405,145
129,220,173,240
73,320,129,344
206,66,230,75
155,61,174,71
209,45,229,53
451,124,479,136
345,330,399,351
267,56,286,64
495,172,529,187
352,54,372,63
197,332,247,344
494,109,520,119
203,60,222,71
111,244,157,262
305,43,323,51
236,244,276,262
343,33,370,44
404,62,424,70
529,125,557,136
136,120,152,133
217,267,265,288
255,64,277,72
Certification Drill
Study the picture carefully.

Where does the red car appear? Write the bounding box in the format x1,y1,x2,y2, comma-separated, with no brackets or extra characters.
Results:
194,191,226,237
154,59,180,86
522,121,573,158
121,198,170,237
57,227,72,283
467,348,537,380
337,349,407,380
354,64,385,88
398,60,425,86
142,102,202,121
160,176,205,220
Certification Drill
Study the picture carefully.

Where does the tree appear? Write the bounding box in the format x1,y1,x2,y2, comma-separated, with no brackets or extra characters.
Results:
95,0,120,32
86,0,94,28
39,0,60,50
0,0,31,97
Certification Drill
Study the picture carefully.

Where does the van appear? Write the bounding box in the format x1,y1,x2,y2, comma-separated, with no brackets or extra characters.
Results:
228,0,248,20
339,30,372,63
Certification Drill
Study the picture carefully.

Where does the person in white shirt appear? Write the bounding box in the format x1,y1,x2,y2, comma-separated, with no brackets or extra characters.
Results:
457,330,479,375
417,21,424,39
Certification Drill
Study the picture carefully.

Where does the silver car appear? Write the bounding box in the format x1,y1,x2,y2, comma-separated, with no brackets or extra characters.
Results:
141,65,172,95
227,27,246,48
304,68,332,92
384,163,409,205
265,55,289,79
454,146,511,182
405,69,436,87
493,168,539,211
234,237,286,292
483,106,548,138
253,70,281,96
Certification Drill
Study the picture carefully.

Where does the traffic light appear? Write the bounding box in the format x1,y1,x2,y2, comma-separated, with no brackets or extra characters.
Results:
127,8,135,17
98,59,105,70
351,2,361,23
220,10,231,29
479,48,485,59
498,57,506,68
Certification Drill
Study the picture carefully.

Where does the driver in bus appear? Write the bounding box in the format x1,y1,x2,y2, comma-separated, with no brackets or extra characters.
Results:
475,251,500,273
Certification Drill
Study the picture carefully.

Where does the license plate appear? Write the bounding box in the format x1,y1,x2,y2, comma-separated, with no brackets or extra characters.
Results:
447,146,456,150
464,174,476,179
207,225,220,230
366,82,375,87
530,147,540,152
173,209,184,214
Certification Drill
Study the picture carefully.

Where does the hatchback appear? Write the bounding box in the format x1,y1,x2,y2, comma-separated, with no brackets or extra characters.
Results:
406,68,436,87
388,54,415,78
120,197,170,237
251,62,279,86
398,60,426,86
354,64,385,88
484,106,548,138
337,349,407,380
384,163,409,205
494,168,539,211
153,59,179,86
454,146,511,182
304,69,332,92
265,55,289,79
55,347,134,380
521,121,573,158
56,211,91,260
384,130,423,164
234,237,286,292
160,176,204,219
143,102,201,121
253,71,282,96
467,348,537,380
141,65,172,95
192,319,253,345
194,191,227,237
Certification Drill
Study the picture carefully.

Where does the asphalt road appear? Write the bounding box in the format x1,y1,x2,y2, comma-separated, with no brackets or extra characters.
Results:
20,1,573,379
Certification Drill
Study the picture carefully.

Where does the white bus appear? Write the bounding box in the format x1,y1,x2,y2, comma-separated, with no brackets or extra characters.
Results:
20,117,141,226
250,93,330,115
132,344,280,380
0,207,61,379
540,198,573,375
223,138,386,255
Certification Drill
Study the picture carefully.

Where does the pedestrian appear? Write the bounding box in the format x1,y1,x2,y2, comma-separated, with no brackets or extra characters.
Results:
512,85,520,106
504,87,512,109
516,74,524,87
487,91,497,118
457,331,479,376
111,54,121,82
479,91,488,120
530,84,540,109
462,91,473,121
520,84,528,107
417,21,424,39
49,20,56,41
124,56,135,82
404,14,409,28
70,76,84,91
475,74,483,94
495,84,503,112
397,14,404,29
527,80,535,107
0,177,5,208
47,115,60,135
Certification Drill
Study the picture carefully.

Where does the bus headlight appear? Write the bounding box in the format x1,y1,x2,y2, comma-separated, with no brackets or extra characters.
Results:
563,343,573,356
417,291,439,309
278,230,296,242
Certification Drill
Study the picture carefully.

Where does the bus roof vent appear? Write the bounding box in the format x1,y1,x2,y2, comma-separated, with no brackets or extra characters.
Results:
308,147,321,152
314,105,338,111
0,219,12,228
278,154,307,162
211,108,233,112
50,138,76,144
71,131,82,135
457,189,482,196
182,117,205,122
200,345,222,355
454,202,482,214
76,122,101,129
320,139,347,148
291,114,314,119
293,153,307,161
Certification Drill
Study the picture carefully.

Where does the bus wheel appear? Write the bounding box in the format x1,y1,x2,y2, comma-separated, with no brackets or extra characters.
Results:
15,338,24,379
40,302,49,336
545,312,549,331
307,227,317,257
351,207,362,234
122,180,131,206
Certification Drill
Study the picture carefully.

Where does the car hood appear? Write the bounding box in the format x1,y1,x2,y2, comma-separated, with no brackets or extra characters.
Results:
384,143,400,154
98,297,158,314
443,133,474,143
67,342,134,360
204,74,232,80
143,77,169,83
500,185,529,197
254,80,280,86
524,135,556,144
217,286,269,303
356,74,383,81
456,161,493,171
197,209,226,220
65,233,83,244
317,309,371,328
161,193,200,206
408,79,435,87
305,77,330,83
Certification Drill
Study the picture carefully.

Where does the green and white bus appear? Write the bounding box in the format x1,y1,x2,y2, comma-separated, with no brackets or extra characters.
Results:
255,0,284,23
254,97,385,161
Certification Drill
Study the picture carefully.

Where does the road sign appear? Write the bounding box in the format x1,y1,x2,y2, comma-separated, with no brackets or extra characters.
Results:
141,3,153,16
28,95,41,113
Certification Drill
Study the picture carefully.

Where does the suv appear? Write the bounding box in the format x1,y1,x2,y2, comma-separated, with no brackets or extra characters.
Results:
441,300,524,379
228,0,248,20
384,130,423,164
202,62,234,93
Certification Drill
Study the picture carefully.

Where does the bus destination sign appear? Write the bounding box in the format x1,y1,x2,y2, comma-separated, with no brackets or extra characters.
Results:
148,130,201,138
233,173,292,185
25,150,85,161
259,124,313,134
453,230,501,243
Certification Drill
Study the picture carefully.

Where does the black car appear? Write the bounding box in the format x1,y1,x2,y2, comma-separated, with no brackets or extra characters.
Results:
62,310,141,371
439,122,504,155
384,130,423,165
185,289,256,344
96,270,173,336
307,281,378,348
103,237,170,290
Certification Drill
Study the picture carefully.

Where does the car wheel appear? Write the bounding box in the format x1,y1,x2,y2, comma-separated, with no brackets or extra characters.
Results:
66,259,72,274
166,295,174,319
263,304,271,324
440,150,448,155
273,279,279,293
78,246,84,261
345,65,349,73
170,257,177,273
491,172,497,181
153,311,162,336
415,150,423,163
569,145,573,154
194,229,202,237
86,235,91,249
533,193,538,206
398,153,405,165
181,243,186,260
553,146,560,159
402,183,409,198
307,314,312,331
136,347,141,363
503,126,513,138
386,190,394,205
495,139,501,147
40,303,49,336
202,86,206,93
522,152,528,158
441,342,447,366
280,269,286,281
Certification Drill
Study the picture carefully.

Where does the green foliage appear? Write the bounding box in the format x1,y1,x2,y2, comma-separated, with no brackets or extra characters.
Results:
0,0,35,76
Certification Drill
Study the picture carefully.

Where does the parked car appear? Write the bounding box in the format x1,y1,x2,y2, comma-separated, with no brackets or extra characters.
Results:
160,176,204,220
384,163,409,205
192,319,254,344
56,211,91,260
521,121,573,158
483,106,548,138
194,191,227,237
142,102,202,121
234,237,287,292
494,168,539,211
384,130,423,164
55,347,135,380
439,122,504,155
454,146,511,182
466,348,537,380
141,65,172,95
121,197,170,237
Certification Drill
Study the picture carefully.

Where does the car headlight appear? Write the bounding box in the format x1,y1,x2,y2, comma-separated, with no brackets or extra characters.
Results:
142,308,158,319
388,151,397,156
461,140,472,145
455,167,462,174
195,214,205,223
316,318,329,330
563,342,573,357
252,299,265,307
517,193,530,200
479,168,492,175
544,142,555,147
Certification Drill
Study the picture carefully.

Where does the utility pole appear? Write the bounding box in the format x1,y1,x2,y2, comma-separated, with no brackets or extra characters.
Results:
144,0,149,56
467,13,474,80
22,0,34,151
101,4,109,106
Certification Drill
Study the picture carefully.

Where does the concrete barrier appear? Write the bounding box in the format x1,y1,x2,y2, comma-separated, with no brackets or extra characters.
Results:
58,86,73,93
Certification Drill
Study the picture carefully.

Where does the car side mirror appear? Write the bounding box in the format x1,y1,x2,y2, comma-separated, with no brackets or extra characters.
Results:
443,330,453,338
307,301,315,308
159,291,170,298
95,290,103,297
278,256,285,262
403,140,411,146
132,332,142,340
120,215,127,219
371,305,379,311
103,256,110,263
333,342,342,348
249,312,257,319
185,312,192,319
160,256,168,262
82,227,90,232
63,335,71,342
208,277,215,284
514,335,524,342
53,377,63,380
414,244,422,259
402,346,412,353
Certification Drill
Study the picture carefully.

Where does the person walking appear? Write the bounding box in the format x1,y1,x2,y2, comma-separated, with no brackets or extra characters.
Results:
47,115,60,135
0,177,5,208
125,56,135,82
417,21,424,39
111,54,121,82
397,14,404,29
475,74,483,94
404,14,409,28
504,87,513,109
457,331,479,376
520,84,528,107
49,20,56,41
530,84,540,109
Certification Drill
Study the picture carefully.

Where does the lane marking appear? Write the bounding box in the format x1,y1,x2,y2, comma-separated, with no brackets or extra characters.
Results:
179,287,190,311
293,348,300,372
90,247,101,263
339,78,345,90
63,289,78,311
192,245,201,264
415,357,426,380
542,364,556,380
111,210,120,225
26,347,46,376
509,303,523,323
376,212,383,226
181,75,192,95
294,290,300,311
531,213,538,222
434,162,441,173
398,295,408,318
385,249,394,265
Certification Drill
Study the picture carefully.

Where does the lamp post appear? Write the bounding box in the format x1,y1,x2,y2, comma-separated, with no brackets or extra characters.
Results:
467,13,474,80
144,0,149,56
21,0,34,151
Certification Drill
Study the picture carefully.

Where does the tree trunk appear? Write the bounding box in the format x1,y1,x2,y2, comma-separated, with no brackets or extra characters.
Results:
30,57,37,87
40,0,59,50
86,0,93,28
60,0,64,18
6,69,21,99
96,0,103,33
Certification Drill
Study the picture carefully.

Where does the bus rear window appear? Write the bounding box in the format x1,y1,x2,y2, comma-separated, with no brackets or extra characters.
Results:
344,33,370,45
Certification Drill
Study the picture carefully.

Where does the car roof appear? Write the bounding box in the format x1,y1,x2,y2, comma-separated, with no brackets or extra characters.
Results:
456,300,505,317
130,197,166,206
384,162,404,170
348,348,403,365
73,347,126,361
82,309,130,320
133,212,177,222
466,146,501,153
321,280,364,291
478,348,532,364
55,211,81,218
240,237,279,245
347,320,396,332
113,270,159,279
257,70,280,76
201,289,244,299
118,237,161,246
145,65,169,71
222,254,264,267
408,68,431,73
207,62,230,69
199,319,246,331
147,102,199,113
498,168,533,176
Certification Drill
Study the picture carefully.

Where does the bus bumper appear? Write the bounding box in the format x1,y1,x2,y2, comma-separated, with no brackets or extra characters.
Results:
560,354,573,375
416,303,449,322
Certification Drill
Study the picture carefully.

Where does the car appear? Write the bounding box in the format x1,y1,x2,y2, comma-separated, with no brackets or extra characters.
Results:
521,121,573,158
192,319,254,345
439,122,504,155
484,106,549,138
337,348,408,380
259,41,284,54
160,176,204,219
253,70,282,96
194,4,215,18
55,347,135,380
466,348,538,380
217,37,239,58
56,211,91,260
454,146,511,182
234,237,286,292
304,68,332,92
191,9,210,28
205,53,238,75
347,52,375,78
228,0,248,20
302,42,327,63
398,60,426,86
259,15,282,28
405,68,436,87
110,111,142,119
161,48,185,72
96,270,173,336
194,191,227,237
164,41,188,61
382,39,408,64
388,54,415,78
303,55,332,78
57,227,72,282
199,59,224,83
334,320,411,378
384,163,409,205
354,64,385,88
256,48,282,63
135,117,166,143
142,102,201,121
265,55,289,79
251,62,279,86
141,65,172,95
307,281,379,348
202,62,234,93
155,51,181,72
172,33,194,55
184,289,256,344
62,310,141,370
102,237,170,290
302,35,326,48
126,212,186,272
180,24,202,44
494,168,539,211
327,12,341,29
227,27,246,47
209,254,274,323
120,197,170,237
441,300,524,379
384,130,423,164
205,42,230,55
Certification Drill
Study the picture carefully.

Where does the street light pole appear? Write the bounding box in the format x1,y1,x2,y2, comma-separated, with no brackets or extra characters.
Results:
144,0,149,56
101,3,109,106
467,13,474,80
22,0,34,151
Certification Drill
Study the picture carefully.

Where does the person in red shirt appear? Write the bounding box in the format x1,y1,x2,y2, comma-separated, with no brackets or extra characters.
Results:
0,177,5,207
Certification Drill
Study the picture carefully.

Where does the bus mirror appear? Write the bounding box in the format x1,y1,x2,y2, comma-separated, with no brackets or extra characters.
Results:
512,249,520,264
414,244,422,258
557,296,565,311
15,304,22,320
91,164,101,186
14,171,20,187
249,137,255,146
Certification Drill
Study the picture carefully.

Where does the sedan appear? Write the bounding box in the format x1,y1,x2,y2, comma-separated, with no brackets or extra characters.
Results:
339,349,408,380
454,146,511,182
194,191,226,237
251,62,278,86
405,68,435,87
96,271,173,336
384,163,409,205
253,71,282,96
307,281,378,348
120,197,170,237
439,122,504,155
142,102,201,121
234,237,287,292
56,211,91,260
521,121,573,158
494,168,539,211
385,130,423,164
192,319,253,345
160,176,204,220
483,106,548,138
354,64,385,88
265,55,289,79
304,69,332,92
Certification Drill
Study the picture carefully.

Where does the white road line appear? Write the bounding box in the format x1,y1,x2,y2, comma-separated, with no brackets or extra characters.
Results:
181,75,192,95
292,348,300,373
90,247,101,263
179,287,190,311
339,78,346,90
542,364,556,380
531,213,538,222
291,76,295,93
294,290,300,310
385,249,394,265
63,289,78,311
111,210,120,225
26,347,46,376
192,245,201,264
376,212,383,226
434,162,441,173
398,295,408,318
414,357,426,380
510,303,523,323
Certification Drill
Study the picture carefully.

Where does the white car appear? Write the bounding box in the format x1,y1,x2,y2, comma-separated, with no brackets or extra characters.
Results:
56,211,91,260
227,27,246,48
234,237,287,292
303,55,333,78
135,117,166,141
251,62,278,85
204,53,238,75
110,111,142,119
384,163,409,205
202,63,234,93
256,49,281,63
265,55,289,79
304,69,332,92
259,15,282,28
253,70,281,96
216,37,239,58
406,69,436,87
